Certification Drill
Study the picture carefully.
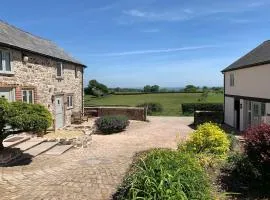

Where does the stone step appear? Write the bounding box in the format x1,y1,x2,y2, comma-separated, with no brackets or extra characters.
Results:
24,142,59,157
3,135,31,148
44,145,73,155
14,138,46,151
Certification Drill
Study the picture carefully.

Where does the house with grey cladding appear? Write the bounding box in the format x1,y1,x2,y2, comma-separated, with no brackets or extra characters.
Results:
222,40,270,131
0,21,86,129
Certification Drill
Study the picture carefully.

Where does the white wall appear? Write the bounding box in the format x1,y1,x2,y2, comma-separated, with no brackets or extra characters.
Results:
225,96,235,127
225,63,270,99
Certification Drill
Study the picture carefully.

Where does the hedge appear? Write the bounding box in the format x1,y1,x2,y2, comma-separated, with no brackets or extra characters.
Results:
194,111,224,125
182,103,223,115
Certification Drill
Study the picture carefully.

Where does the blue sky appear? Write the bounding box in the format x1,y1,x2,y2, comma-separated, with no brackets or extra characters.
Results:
1,0,270,88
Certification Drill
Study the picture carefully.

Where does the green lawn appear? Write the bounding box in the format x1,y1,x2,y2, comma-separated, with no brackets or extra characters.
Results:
84,93,224,116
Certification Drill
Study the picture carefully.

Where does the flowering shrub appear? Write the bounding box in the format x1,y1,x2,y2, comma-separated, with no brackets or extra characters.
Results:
243,124,270,176
179,122,230,159
95,115,129,134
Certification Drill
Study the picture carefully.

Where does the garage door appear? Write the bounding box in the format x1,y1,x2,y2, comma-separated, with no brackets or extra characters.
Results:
0,88,14,102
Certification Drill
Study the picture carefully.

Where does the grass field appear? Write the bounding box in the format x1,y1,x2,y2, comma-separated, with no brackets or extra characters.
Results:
84,93,224,116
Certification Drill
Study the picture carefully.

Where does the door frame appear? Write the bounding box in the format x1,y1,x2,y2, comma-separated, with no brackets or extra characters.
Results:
54,95,65,129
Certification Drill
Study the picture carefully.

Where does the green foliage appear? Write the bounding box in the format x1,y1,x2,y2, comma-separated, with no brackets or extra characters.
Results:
143,85,160,93
95,115,129,134
183,85,198,93
179,123,230,159
85,79,109,97
182,103,224,115
194,111,224,125
8,102,52,133
114,149,213,200
198,90,209,102
0,98,11,149
137,102,163,115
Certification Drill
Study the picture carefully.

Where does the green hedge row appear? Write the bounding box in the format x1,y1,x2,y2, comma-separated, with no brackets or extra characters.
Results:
194,111,224,125
182,103,223,115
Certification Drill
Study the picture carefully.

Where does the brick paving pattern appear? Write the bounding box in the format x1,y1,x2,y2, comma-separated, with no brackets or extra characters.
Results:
0,117,193,200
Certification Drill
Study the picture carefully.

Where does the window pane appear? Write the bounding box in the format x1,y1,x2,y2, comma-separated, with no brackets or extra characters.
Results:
4,52,11,71
28,91,33,103
261,103,266,116
70,96,73,107
57,63,62,77
67,96,70,107
22,91,27,102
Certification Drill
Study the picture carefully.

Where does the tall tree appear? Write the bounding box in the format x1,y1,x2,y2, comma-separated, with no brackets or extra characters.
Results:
143,85,152,93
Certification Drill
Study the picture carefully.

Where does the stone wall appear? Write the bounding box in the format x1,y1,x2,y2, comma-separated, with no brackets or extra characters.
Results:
0,47,84,127
84,107,147,121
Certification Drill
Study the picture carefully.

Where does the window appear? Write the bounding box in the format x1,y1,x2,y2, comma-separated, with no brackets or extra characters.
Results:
0,50,11,73
230,73,234,87
56,62,63,77
22,90,33,104
67,95,73,108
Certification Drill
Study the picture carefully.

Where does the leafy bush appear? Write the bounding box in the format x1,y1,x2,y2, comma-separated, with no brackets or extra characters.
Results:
8,102,52,133
194,111,224,125
182,103,223,115
179,122,230,159
0,98,10,150
114,149,213,200
137,102,163,115
243,124,270,182
95,115,129,134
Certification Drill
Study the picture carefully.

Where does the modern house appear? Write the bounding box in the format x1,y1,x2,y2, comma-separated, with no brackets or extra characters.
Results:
0,21,86,129
222,40,270,131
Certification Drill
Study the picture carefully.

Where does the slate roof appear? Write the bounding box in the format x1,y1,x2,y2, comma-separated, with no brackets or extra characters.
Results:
0,20,85,67
222,40,270,72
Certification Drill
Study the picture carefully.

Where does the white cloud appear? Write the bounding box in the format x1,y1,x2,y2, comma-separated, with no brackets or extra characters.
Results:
88,45,219,57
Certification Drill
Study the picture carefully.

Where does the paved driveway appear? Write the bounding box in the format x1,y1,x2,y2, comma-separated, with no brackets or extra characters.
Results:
0,117,193,200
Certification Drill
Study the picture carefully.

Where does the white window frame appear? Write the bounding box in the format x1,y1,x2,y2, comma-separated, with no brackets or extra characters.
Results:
0,49,12,74
67,95,73,109
22,90,34,104
230,73,235,87
56,62,63,78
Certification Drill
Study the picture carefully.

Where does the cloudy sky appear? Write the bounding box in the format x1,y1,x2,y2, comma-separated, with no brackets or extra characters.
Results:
1,0,270,87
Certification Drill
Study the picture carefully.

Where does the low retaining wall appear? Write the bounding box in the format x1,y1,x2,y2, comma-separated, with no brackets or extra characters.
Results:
84,106,147,121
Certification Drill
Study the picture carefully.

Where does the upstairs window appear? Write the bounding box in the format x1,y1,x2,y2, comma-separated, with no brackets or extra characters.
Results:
67,95,73,109
0,50,11,73
75,66,78,78
22,90,33,104
230,73,234,87
56,62,63,78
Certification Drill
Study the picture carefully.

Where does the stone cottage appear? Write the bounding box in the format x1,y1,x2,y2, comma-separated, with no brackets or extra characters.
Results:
0,21,86,129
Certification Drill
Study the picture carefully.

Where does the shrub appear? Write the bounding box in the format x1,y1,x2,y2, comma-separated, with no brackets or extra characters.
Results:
8,102,52,133
137,102,163,115
114,149,213,200
95,115,129,134
243,124,270,180
182,103,223,115
0,98,10,150
179,122,230,159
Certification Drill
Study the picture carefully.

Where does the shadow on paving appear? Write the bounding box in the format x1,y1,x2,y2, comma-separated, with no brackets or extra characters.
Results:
0,148,34,167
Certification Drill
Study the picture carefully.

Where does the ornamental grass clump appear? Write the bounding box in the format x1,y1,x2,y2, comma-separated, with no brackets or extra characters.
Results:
179,122,230,159
114,149,213,200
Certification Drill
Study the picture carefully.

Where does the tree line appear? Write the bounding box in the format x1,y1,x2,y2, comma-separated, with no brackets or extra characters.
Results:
84,80,223,97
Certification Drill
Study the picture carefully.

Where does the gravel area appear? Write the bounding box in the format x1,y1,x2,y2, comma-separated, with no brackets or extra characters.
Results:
0,116,194,200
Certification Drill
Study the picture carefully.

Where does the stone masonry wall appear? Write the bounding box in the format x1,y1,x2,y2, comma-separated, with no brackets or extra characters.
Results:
0,47,84,127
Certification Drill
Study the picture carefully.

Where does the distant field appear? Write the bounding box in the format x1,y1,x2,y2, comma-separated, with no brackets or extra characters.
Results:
84,93,223,116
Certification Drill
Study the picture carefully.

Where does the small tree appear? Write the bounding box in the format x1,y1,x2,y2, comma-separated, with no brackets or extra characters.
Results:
151,85,160,93
85,79,109,96
0,98,10,150
143,85,151,93
184,85,198,93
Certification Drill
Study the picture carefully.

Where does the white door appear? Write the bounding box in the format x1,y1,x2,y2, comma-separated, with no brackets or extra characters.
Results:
55,96,64,129
0,88,14,102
